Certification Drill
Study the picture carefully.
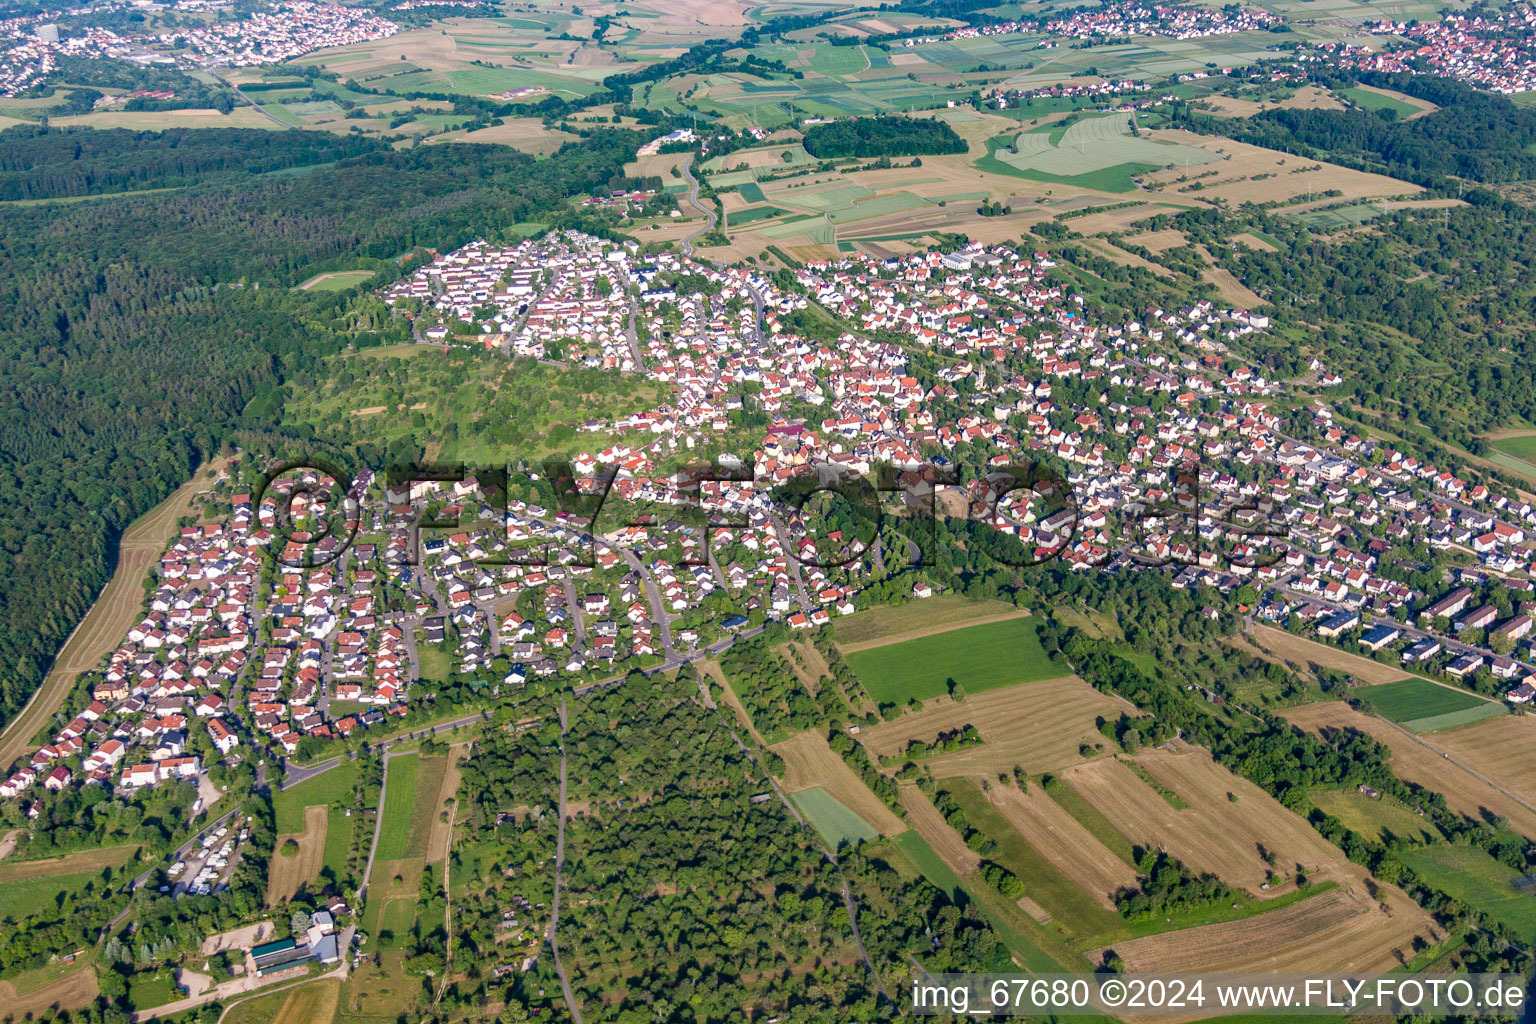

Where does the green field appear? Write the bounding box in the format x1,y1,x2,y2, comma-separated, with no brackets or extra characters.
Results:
1490,432,1536,465
1338,86,1419,118
1400,846,1536,942
298,269,376,292
374,753,421,862
890,828,964,901
274,759,358,833
728,204,790,224
1310,789,1444,844
1356,678,1490,725
1403,703,1507,732
378,896,418,948
789,786,878,848
0,869,105,921
322,806,354,885
843,618,1058,704
404,755,448,859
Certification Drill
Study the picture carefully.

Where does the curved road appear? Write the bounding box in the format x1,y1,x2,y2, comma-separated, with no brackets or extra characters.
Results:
679,156,718,258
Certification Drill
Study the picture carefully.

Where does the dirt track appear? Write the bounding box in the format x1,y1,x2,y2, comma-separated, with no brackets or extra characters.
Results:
0,457,229,771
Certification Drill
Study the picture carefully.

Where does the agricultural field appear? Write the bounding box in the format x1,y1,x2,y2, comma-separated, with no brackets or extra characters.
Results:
1424,716,1536,815
1096,882,1438,974
1490,431,1536,468
1282,702,1536,841
1310,789,1445,844
1354,677,1505,732
854,675,1133,777
833,595,1024,648
273,759,358,833
1248,625,1410,684
0,844,138,884
224,979,341,1024
374,753,424,862
1139,130,1422,208
1338,84,1436,118
772,729,906,836
898,782,980,875
980,114,1219,191
841,617,1059,703
1399,845,1536,942
982,782,1137,909
267,805,328,905
789,786,879,848
1062,745,1349,895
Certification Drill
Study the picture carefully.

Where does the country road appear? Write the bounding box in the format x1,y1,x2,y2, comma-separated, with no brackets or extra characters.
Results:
679,156,717,258
213,72,301,128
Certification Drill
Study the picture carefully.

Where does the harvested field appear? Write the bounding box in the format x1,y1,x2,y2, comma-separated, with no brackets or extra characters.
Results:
1097,883,1436,974
1249,625,1409,684
1141,130,1421,207
1199,85,1344,117
425,745,467,865
1195,243,1265,308
1404,715,1536,822
773,730,906,836
0,844,137,883
453,118,576,154
0,457,230,771
1064,746,1345,894
854,675,1136,777
0,968,98,1018
1128,228,1187,252
267,805,328,905
1282,702,1536,841
898,783,980,874
985,784,1136,909
1231,231,1278,252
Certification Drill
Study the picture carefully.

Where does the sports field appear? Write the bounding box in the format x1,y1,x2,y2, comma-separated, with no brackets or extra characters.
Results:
788,786,878,849
842,618,1057,703
1400,846,1536,942
1355,677,1502,732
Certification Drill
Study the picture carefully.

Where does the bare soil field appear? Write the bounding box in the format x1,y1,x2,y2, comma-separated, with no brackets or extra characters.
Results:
1283,702,1536,840
855,675,1136,778
985,784,1136,908
267,804,328,905
1140,130,1421,206
773,730,906,836
201,921,273,957
0,967,98,1018
1096,882,1437,974
898,782,981,873
1249,625,1409,684
0,457,229,772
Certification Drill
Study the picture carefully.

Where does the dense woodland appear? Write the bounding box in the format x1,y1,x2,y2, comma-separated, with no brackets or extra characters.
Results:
801,115,966,159
0,125,646,739
1177,72,1536,185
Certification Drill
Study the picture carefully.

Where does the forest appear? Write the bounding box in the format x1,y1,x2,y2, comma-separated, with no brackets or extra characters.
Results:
801,116,966,159
1176,71,1536,185
0,125,647,741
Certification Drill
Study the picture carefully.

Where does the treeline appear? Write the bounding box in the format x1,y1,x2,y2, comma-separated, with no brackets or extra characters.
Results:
1173,71,1536,185
0,127,646,745
0,126,382,200
802,115,967,158
1114,850,1238,918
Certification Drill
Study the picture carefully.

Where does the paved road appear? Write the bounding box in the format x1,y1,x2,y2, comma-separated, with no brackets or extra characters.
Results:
679,156,717,258
212,72,301,129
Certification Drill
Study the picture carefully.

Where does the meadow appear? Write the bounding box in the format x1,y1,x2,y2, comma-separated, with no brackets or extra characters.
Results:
842,617,1058,703
374,753,422,862
1354,677,1500,731
788,786,879,848
1400,845,1536,942
1309,789,1444,844
1491,431,1536,466
273,759,358,833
